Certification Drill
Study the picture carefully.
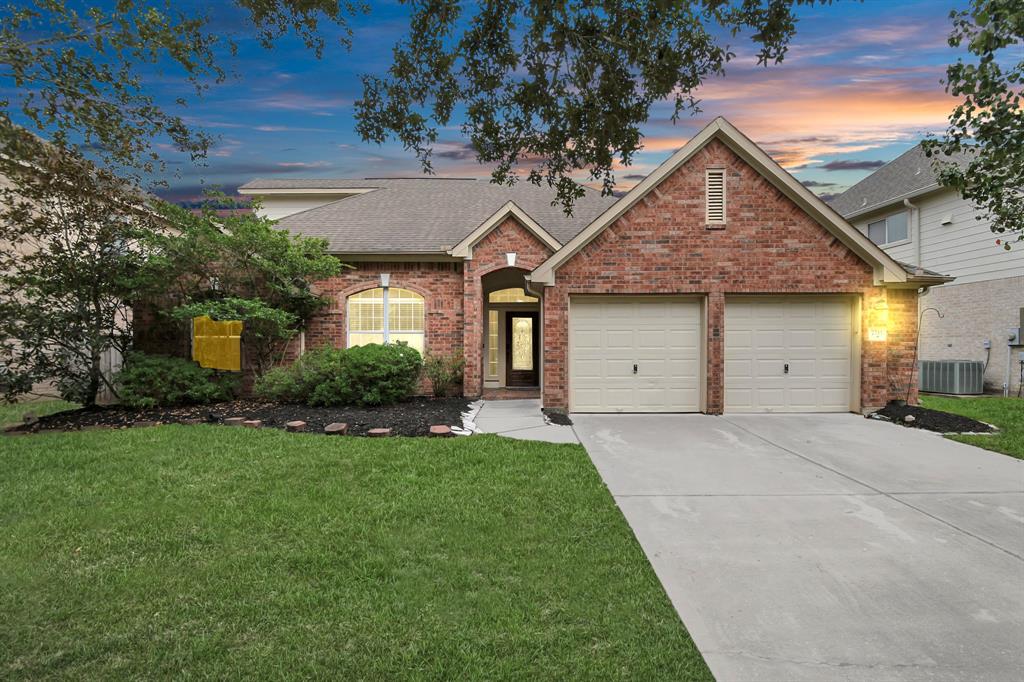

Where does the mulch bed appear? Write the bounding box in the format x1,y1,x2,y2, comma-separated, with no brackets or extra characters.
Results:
541,408,573,426
6,397,472,437
871,401,995,434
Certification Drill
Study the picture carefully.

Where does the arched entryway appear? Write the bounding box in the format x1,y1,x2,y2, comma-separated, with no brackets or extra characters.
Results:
481,268,541,391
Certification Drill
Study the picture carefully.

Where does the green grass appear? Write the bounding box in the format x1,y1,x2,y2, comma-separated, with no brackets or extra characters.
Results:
920,395,1024,460
0,427,710,680
0,399,78,428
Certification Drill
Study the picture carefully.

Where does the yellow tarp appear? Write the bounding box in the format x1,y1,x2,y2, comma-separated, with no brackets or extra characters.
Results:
192,315,242,371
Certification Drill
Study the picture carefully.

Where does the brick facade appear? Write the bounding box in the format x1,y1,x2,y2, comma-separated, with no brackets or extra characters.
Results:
143,140,921,412
541,139,918,412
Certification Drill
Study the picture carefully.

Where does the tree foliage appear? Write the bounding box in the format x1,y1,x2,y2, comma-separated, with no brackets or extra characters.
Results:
0,144,169,405
923,0,1023,247
356,0,833,210
156,199,344,377
1,0,363,179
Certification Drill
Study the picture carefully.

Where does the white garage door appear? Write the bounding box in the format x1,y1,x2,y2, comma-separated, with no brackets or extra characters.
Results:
570,297,701,412
725,297,853,413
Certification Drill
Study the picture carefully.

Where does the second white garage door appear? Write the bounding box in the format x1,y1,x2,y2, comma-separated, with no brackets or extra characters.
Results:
570,297,701,412
725,297,854,413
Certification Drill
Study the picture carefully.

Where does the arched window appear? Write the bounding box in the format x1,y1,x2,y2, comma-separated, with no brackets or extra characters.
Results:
488,287,538,303
348,287,425,353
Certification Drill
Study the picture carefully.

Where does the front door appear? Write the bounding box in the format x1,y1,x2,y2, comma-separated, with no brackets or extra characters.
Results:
505,311,539,387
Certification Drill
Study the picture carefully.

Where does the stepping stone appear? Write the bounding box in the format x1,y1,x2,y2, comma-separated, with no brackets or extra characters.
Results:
224,417,246,427
286,420,307,432
133,420,159,428
429,425,452,437
179,418,202,426
324,422,348,435
367,428,391,437
242,420,262,429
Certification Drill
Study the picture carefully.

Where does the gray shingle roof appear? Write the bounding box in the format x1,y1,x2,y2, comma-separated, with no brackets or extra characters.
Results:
828,144,973,219
240,178,617,253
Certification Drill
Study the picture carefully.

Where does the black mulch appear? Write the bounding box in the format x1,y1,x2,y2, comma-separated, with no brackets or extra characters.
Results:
542,408,573,426
6,397,472,437
871,401,995,434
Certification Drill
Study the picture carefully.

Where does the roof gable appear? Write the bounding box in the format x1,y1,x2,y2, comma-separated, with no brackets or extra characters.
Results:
448,202,561,258
529,117,911,286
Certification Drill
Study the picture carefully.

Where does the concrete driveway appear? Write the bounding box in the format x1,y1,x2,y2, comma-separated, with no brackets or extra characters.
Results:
573,413,1024,682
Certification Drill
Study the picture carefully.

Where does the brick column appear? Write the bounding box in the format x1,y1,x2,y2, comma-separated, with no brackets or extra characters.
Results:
861,287,889,410
462,265,483,397
706,291,725,414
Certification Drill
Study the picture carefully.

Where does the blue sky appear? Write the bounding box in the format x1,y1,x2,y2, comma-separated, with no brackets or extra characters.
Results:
140,0,969,203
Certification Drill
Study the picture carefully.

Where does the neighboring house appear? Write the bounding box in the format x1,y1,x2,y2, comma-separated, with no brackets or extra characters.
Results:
238,117,947,414
831,145,1024,395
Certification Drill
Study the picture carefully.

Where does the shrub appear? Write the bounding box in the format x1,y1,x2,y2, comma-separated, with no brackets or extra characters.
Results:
312,343,422,407
116,353,237,409
424,350,465,397
254,347,345,404
254,343,422,407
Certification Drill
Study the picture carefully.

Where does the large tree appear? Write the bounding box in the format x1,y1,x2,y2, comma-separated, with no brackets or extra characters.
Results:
0,1,359,404
923,0,1023,247
0,0,362,178
355,0,834,209
0,142,168,405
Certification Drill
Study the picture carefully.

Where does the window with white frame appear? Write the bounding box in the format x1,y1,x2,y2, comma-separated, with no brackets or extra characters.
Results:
866,211,909,246
347,287,424,353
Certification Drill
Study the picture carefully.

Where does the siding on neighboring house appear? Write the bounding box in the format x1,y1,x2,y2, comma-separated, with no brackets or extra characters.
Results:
850,187,1024,284
849,188,1024,394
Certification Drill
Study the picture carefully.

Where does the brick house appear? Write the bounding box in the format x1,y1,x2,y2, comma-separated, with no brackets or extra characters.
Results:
238,118,950,414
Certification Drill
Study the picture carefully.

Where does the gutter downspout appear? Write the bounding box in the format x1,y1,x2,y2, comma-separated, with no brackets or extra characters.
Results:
903,198,921,271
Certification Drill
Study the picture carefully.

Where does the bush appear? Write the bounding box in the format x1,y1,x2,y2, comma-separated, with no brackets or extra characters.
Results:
254,347,346,404
313,343,422,407
116,353,237,409
254,343,422,407
424,350,465,397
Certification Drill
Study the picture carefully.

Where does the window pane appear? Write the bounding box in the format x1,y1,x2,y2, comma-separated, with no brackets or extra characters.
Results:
349,332,385,348
487,310,499,377
388,288,425,332
886,212,908,243
867,220,886,245
488,288,538,303
389,333,424,354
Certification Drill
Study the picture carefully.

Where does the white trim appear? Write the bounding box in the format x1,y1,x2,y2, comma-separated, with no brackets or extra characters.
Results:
528,117,909,287
448,201,562,259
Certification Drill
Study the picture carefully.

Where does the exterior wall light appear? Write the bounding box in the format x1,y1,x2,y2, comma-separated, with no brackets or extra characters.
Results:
867,299,889,342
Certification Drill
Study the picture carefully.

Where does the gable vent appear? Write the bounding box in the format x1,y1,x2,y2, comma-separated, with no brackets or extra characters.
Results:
706,169,726,224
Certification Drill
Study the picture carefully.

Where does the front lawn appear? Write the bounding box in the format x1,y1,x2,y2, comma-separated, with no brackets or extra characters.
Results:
920,395,1024,460
0,427,710,680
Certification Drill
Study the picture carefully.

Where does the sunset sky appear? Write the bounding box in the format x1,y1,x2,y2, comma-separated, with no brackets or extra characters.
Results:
147,0,970,203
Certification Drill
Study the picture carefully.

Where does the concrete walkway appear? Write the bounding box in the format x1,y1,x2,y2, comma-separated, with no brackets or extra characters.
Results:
472,399,578,443
574,412,1024,682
